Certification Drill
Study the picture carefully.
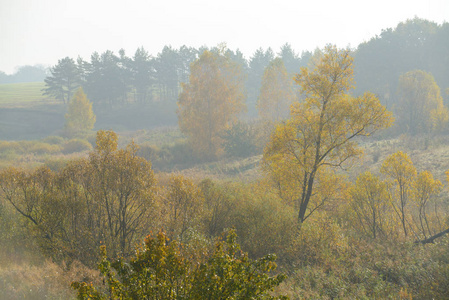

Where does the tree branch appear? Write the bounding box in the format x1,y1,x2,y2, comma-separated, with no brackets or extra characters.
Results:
415,227,449,244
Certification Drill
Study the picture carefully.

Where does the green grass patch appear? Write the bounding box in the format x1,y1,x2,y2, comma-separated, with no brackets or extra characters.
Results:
0,82,57,107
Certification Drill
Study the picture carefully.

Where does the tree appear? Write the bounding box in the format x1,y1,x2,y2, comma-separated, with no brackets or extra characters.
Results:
262,45,393,223
177,45,198,85
84,50,128,107
178,49,246,159
278,43,302,75
155,46,180,101
43,57,80,104
164,174,204,241
72,230,287,300
88,130,157,257
349,172,391,239
397,70,448,135
258,58,296,122
0,130,157,264
131,47,154,103
64,87,96,137
12,65,48,83
247,48,274,112
412,170,442,239
380,151,417,237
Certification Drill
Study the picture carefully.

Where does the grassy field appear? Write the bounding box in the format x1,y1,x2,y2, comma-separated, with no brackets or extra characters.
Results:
0,82,65,140
0,82,58,107
0,82,179,140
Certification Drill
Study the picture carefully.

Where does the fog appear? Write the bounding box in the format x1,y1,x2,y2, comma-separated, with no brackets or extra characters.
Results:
1,0,447,74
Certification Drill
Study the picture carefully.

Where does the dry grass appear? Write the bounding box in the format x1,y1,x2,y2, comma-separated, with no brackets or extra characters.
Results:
177,155,263,182
0,260,100,300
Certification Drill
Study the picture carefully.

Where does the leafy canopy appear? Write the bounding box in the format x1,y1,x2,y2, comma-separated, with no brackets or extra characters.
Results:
263,45,393,223
178,48,246,159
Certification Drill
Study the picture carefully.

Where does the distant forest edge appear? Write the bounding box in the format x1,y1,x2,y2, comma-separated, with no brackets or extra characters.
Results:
1,18,448,110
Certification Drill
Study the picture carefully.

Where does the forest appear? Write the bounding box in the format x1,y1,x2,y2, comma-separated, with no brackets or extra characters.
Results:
1,17,449,299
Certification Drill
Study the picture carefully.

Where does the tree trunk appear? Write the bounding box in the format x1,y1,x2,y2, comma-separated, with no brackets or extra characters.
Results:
415,227,449,244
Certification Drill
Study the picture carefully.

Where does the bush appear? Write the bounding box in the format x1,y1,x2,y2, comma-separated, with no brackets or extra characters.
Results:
137,143,160,162
0,140,61,156
222,121,257,157
42,136,65,145
62,139,93,154
44,158,69,172
28,142,61,155
72,230,287,300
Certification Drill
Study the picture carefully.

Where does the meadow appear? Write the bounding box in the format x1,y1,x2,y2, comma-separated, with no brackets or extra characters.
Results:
0,82,58,107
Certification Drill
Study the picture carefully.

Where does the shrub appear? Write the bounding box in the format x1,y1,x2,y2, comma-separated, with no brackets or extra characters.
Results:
42,136,65,145
137,143,160,162
44,158,69,172
222,121,257,157
28,142,61,155
72,230,287,300
62,139,92,154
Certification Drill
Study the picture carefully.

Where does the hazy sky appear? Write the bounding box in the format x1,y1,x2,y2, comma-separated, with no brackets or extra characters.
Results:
1,0,447,74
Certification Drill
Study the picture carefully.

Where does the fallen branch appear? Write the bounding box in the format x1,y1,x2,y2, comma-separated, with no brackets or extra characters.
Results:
415,227,449,244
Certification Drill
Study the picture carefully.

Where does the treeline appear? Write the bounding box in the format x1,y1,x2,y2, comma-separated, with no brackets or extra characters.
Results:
0,65,48,84
42,43,311,115
354,17,449,106
40,18,449,111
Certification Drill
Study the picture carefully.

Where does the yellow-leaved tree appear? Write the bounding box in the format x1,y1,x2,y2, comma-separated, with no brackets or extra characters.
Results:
380,151,417,237
163,174,204,241
177,49,246,159
412,170,442,239
64,87,96,137
349,171,391,239
397,70,448,135
257,57,296,122
263,45,393,223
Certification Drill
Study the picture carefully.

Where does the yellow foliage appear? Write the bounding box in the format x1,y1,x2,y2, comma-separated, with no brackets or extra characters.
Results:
64,87,96,137
263,45,393,223
397,70,447,135
164,174,204,241
381,151,417,237
349,171,393,239
257,58,296,122
412,170,442,238
177,50,246,159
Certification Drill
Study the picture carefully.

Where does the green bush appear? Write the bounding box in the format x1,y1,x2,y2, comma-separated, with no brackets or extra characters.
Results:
222,121,257,157
72,230,287,300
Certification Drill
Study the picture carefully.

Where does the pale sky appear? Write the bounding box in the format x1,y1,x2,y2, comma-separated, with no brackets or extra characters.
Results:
0,0,448,74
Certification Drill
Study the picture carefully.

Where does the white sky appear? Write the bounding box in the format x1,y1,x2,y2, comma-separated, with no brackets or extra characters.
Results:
0,0,448,74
